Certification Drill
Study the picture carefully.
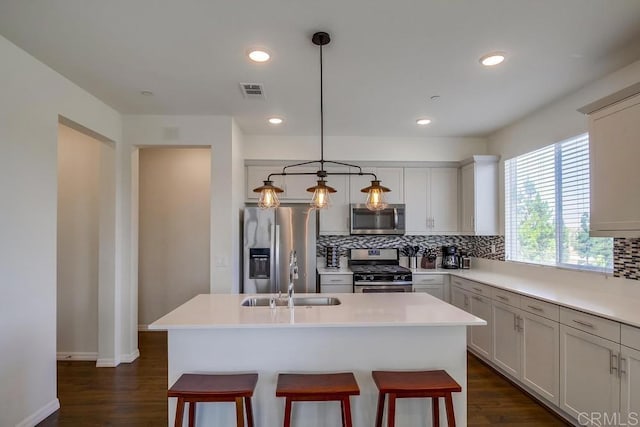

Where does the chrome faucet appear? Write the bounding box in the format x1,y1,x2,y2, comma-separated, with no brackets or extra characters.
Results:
288,250,298,308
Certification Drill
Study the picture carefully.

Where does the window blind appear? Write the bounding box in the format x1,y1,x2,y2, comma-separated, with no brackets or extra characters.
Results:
505,134,613,272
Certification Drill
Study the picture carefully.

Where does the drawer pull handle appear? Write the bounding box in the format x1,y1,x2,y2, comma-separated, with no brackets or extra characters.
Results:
472,296,483,302
620,356,627,378
610,351,618,375
527,305,544,312
473,287,483,293
496,295,509,301
573,319,595,329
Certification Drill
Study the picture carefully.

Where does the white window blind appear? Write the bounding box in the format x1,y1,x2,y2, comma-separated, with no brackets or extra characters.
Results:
505,134,613,272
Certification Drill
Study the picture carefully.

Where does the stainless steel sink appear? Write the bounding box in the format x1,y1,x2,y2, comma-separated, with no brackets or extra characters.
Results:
241,296,341,307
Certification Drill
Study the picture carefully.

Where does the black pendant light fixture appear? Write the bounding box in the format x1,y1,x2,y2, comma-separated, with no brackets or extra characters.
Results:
253,31,391,211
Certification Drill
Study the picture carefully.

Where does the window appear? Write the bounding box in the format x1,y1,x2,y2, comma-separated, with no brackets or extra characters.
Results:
505,134,613,272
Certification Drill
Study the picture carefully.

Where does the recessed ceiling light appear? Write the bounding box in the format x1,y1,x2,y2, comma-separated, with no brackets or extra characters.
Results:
140,90,154,96
268,117,283,125
248,49,270,63
416,118,432,126
479,52,506,66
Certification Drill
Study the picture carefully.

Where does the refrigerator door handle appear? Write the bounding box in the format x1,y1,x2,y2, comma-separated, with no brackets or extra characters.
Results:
393,208,399,230
273,224,280,294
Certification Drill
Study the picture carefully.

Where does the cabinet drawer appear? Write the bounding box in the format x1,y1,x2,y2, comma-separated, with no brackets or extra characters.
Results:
320,283,353,294
622,324,640,351
491,288,520,307
560,307,620,342
319,274,352,285
450,277,490,295
520,295,560,322
412,274,444,285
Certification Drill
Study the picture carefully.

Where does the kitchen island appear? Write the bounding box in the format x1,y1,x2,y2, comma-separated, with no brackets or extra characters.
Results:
150,293,485,427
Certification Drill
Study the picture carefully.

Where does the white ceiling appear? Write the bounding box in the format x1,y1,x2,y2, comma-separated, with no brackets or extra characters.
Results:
1,0,640,137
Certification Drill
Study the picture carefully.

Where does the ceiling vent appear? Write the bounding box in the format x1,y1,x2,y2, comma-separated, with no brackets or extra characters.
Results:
239,83,266,99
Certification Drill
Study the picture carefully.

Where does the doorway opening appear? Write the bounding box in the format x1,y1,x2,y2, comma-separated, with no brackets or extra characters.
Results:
137,147,211,330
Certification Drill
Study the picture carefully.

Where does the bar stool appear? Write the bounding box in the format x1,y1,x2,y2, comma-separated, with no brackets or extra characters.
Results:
372,370,461,427
276,372,360,427
168,373,258,427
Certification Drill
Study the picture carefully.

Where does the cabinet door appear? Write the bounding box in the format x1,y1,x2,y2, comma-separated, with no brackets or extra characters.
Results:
319,168,350,235
521,311,560,405
413,284,444,301
492,301,521,378
460,164,474,233
469,294,492,359
451,285,469,311
282,167,318,200
246,166,285,200
404,168,429,233
590,94,640,236
559,325,620,421
350,167,404,204
621,345,640,425
429,168,459,233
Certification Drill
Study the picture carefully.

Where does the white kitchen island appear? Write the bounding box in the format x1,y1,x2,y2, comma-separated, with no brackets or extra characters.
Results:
150,293,485,427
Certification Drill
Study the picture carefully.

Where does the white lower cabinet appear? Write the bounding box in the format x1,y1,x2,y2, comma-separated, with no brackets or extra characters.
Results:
413,284,444,301
560,325,620,422
521,311,560,405
621,345,640,425
319,274,353,293
469,293,492,359
492,301,521,378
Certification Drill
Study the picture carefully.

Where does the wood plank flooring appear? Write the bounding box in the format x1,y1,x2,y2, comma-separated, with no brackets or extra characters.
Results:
40,331,569,426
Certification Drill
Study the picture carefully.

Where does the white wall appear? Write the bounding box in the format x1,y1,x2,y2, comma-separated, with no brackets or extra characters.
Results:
138,148,211,326
123,115,241,294
488,59,640,234
244,135,487,161
57,124,104,358
0,34,122,427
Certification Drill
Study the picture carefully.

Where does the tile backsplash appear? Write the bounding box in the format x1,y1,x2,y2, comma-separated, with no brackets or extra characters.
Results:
317,235,505,260
318,235,640,281
614,238,640,280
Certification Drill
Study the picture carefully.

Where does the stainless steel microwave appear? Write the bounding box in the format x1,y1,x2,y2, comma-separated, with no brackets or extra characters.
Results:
350,204,406,235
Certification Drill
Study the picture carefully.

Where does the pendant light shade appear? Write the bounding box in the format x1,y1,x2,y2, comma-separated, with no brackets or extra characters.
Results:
361,180,390,211
307,179,336,209
253,180,284,209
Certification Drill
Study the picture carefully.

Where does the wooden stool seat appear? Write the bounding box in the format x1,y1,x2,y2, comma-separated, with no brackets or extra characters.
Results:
168,373,258,427
276,372,360,427
372,370,461,427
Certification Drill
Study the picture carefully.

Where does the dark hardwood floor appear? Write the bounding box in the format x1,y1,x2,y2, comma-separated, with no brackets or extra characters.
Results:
40,332,568,426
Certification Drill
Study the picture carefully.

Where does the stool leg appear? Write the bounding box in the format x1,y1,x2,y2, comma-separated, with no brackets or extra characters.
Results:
188,401,196,427
284,397,293,427
235,397,245,427
245,397,254,427
174,398,185,427
342,397,353,427
375,393,385,427
431,397,439,427
444,393,456,427
387,393,396,427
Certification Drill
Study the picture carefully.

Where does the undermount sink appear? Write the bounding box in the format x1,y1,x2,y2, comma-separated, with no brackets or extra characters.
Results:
241,296,341,307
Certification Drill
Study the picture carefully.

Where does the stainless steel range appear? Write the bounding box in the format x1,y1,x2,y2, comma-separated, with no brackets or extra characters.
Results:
350,248,412,293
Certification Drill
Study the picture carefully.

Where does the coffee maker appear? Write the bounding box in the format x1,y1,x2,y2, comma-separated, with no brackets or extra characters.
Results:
441,245,460,269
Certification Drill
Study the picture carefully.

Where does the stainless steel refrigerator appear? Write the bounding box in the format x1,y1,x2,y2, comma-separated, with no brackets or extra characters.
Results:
243,206,317,294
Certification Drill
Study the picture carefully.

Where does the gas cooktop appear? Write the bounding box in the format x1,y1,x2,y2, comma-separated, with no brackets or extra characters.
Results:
349,265,411,275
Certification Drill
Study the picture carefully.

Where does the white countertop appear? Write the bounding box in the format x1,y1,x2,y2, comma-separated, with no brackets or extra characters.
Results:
316,266,353,275
149,293,486,330
450,269,640,328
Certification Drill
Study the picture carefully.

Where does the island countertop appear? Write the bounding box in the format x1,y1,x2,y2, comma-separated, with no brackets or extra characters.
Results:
149,293,486,330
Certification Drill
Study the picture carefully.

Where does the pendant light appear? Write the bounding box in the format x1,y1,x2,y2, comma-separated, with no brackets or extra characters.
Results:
253,31,391,210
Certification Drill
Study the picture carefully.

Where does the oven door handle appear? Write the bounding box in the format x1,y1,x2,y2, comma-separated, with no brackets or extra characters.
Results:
353,281,413,286
393,208,399,230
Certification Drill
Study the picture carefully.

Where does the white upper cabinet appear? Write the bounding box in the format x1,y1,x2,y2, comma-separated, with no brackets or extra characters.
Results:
318,167,351,235
404,168,458,234
460,155,499,235
584,91,640,237
349,167,404,205
246,166,286,200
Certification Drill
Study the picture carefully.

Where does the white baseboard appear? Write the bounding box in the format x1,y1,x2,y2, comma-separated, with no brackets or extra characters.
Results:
121,349,140,363
95,358,118,368
15,398,60,427
56,352,98,361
